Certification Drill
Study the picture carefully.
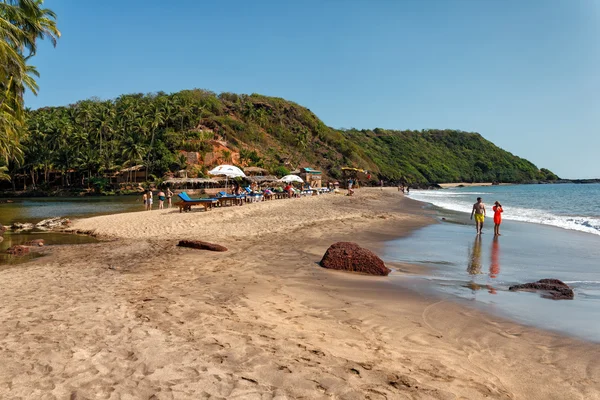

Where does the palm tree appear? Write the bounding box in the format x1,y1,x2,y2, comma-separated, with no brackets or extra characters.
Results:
0,0,60,162
122,134,146,183
145,102,164,179
0,165,11,181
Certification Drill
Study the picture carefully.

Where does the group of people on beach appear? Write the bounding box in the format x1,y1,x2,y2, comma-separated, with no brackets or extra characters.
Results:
142,188,173,211
470,197,503,236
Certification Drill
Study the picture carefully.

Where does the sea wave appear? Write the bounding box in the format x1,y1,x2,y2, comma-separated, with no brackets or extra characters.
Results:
409,191,600,236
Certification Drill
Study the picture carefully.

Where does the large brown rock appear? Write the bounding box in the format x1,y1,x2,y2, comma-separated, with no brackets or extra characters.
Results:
509,279,574,300
320,242,391,276
7,245,29,256
177,240,228,252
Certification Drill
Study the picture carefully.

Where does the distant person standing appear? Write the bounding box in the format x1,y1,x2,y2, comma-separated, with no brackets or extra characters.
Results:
157,189,166,209
380,179,384,190
166,188,173,208
493,201,503,236
470,197,486,234
142,192,147,209
146,190,153,211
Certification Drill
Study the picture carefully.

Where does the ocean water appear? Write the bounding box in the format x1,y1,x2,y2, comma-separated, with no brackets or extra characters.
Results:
384,184,600,342
408,183,600,236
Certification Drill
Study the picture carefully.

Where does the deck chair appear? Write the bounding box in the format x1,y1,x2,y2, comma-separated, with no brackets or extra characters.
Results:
244,187,263,202
176,192,218,213
217,191,246,206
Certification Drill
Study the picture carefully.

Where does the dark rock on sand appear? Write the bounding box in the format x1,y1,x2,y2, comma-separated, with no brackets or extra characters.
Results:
7,245,29,256
509,279,574,300
177,240,228,252
25,239,45,247
320,242,391,276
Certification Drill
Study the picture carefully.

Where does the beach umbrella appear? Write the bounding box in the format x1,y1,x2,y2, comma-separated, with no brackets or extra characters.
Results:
208,165,246,189
279,174,304,183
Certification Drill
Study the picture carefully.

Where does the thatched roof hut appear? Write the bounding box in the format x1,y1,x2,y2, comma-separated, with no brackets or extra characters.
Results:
163,177,222,189
247,175,278,183
243,166,269,176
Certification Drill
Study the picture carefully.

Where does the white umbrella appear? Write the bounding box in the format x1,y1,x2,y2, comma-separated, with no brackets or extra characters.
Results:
208,165,246,189
279,174,304,183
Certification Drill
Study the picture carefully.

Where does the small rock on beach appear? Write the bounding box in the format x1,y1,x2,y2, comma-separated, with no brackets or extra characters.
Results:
6,245,29,256
24,239,45,247
177,240,228,252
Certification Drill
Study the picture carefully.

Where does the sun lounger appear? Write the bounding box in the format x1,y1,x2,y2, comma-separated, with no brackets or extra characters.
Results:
244,187,263,202
176,192,218,213
217,191,246,206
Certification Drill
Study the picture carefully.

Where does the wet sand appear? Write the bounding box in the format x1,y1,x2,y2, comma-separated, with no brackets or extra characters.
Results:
0,189,598,399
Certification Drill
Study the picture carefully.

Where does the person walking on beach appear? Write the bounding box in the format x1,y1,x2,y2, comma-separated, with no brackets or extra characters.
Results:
470,197,486,234
166,188,173,208
157,190,166,210
142,192,147,209
493,201,503,236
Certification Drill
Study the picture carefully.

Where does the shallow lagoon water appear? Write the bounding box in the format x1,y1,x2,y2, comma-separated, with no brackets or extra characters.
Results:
0,231,99,266
0,195,141,225
384,208,600,342
0,196,139,265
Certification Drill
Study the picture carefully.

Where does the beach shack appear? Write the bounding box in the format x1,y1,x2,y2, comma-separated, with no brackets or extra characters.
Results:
243,167,278,187
298,167,322,188
116,165,146,183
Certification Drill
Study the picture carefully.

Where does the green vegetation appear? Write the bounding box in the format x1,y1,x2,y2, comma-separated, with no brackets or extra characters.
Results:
343,128,559,184
8,89,558,190
0,0,60,166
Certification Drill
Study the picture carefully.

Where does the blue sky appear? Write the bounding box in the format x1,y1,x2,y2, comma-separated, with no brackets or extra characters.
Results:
27,0,600,178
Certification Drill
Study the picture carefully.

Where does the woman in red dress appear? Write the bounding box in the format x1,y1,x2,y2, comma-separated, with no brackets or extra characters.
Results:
493,201,503,236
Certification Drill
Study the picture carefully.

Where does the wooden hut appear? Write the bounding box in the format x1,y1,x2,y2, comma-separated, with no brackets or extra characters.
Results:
298,167,322,188
117,165,146,183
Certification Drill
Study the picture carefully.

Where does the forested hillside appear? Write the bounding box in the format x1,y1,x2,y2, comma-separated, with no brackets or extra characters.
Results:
11,89,557,190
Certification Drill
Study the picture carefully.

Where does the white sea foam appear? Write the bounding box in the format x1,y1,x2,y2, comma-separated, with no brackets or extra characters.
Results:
409,190,600,236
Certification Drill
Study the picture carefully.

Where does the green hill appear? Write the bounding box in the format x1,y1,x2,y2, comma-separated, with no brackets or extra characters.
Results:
15,89,557,189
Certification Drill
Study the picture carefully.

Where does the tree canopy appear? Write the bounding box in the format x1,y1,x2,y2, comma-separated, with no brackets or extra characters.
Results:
0,0,60,164
13,89,558,191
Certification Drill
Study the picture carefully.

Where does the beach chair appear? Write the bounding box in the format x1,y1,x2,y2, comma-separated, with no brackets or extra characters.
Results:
263,189,274,201
176,192,218,213
244,187,263,203
216,191,246,206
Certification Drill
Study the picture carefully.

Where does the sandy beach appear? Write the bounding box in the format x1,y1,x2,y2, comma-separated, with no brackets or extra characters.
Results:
0,188,598,399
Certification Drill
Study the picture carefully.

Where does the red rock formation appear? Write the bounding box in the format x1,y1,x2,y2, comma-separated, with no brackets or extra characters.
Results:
509,279,574,300
320,242,391,276
177,240,228,252
7,245,29,256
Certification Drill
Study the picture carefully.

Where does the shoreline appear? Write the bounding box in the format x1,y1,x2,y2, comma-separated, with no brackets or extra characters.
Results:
437,182,511,188
1,188,598,398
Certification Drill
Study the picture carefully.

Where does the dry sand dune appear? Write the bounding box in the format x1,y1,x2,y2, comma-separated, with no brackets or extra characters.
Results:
0,189,598,399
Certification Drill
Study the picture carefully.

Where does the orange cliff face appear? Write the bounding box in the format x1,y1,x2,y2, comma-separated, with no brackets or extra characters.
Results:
178,139,240,168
